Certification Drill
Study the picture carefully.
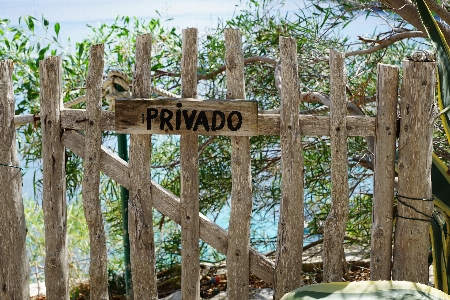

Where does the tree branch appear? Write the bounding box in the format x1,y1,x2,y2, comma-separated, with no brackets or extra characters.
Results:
425,0,450,26
154,56,276,80
380,0,450,43
346,31,427,57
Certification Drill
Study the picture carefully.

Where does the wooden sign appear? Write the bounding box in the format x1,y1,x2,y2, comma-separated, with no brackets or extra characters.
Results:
115,98,258,136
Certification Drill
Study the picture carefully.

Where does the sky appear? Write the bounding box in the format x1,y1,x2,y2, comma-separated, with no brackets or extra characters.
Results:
1,0,385,47
1,0,300,43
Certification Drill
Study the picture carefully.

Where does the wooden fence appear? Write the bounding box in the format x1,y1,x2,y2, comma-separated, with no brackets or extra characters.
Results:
0,28,436,300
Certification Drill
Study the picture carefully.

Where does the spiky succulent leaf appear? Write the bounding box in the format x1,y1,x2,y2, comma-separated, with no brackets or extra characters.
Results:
416,0,450,141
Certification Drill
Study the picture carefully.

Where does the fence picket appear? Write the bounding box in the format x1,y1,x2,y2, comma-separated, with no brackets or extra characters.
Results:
40,56,69,299
322,49,349,282
274,36,305,300
371,64,398,280
225,28,253,300
180,28,201,300
128,33,158,299
392,60,436,283
0,60,29,299
82,44,109,299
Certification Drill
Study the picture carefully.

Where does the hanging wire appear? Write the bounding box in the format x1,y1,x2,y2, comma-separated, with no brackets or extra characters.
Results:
0,163,22,170
394,191,450,289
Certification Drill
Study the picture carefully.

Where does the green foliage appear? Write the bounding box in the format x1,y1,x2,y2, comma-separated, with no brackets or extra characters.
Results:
25,198,90,283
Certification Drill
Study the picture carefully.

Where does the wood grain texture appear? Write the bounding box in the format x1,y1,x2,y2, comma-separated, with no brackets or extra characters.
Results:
62,130,276,284
63,108,374,136
61,109,115,130
370,64,398,280
392,61,436,283
0,60,29,299
180,28,201,300
115,98,258,136
225,28,252,300
13,113,37,127
274,37,304,300
322,50,349,283
81,44,109,300
128,33,158,300
39,56,69,299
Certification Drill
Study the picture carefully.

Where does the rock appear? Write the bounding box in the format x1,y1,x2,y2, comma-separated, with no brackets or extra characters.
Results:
209,291,228,299
251,288,274,299
208,288,274,300
160,288,274,300
160,290,182,300
29,282,46,297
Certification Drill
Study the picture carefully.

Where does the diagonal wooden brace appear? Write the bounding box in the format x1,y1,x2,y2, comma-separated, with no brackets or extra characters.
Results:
61,129,275,284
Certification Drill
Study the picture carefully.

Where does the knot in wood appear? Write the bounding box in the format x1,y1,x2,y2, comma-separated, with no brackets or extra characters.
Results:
227,57,237,71
373,226,384,239
48,62,56,71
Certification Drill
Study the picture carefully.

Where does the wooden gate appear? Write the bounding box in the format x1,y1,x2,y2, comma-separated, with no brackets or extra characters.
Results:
0,28,436,300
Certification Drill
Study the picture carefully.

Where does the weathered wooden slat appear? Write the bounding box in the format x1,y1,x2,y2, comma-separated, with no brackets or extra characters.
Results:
13,113,38,127
180,28,201,300
392,61,435,284
115,98,258,136
274,37,304,300
62,109,375,136
81,44,109,299
0,60,29,299
39,56,69,299
61,109,115,130
370,64,398,280
63,131,130,187
61,129,276,284
128,33,158,300
224,28,253,300
322,49,349,282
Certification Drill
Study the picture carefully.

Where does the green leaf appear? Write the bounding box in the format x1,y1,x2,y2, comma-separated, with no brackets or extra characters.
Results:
54,22,60,37
431,216,445,291
38,45,49,60
313,4,324,13
43,17,49,27
26,16,34,32
78,42,84,59
13,32,21,41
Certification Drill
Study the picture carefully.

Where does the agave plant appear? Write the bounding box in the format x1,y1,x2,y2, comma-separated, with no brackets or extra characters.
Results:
416,0,450,293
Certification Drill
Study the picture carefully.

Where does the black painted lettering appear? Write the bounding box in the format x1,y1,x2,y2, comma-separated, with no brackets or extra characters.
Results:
211,111,225,131
147,108,158,130
193,111,210,132
183,110,197,130
176,103,182,130
160,109,174,131
227,111,242,131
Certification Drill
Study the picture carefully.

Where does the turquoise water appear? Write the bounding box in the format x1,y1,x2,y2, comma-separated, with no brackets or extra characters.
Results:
209,202,320,255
